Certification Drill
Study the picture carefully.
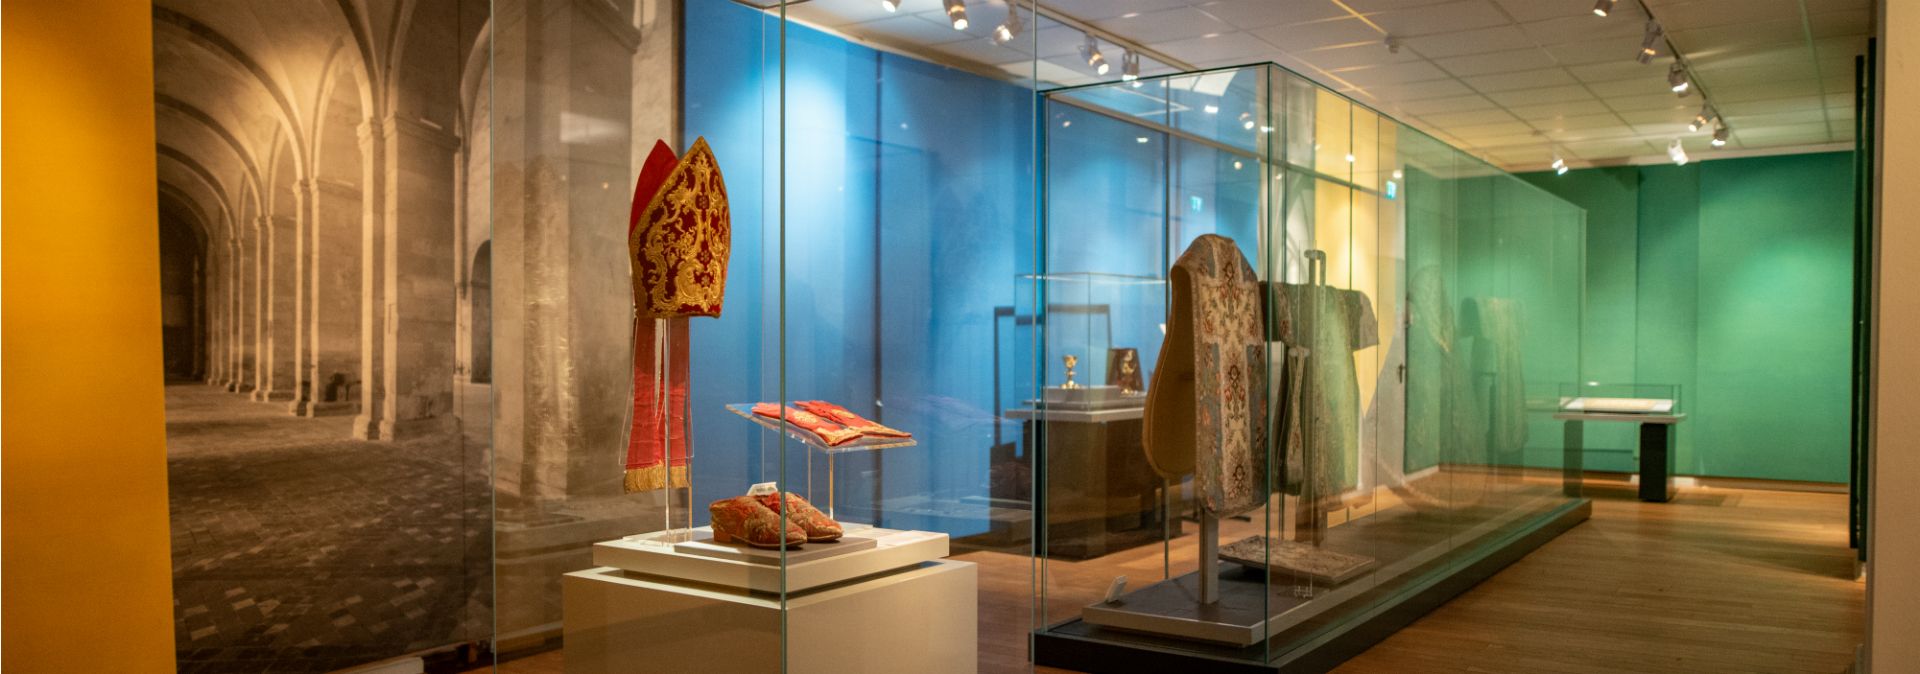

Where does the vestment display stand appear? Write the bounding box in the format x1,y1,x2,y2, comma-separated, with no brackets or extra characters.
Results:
1296,250,1327,547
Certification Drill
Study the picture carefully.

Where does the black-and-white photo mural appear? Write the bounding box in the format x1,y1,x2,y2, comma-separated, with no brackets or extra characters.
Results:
154,1,492,670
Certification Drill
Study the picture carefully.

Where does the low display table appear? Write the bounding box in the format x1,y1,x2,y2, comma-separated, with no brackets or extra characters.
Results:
566,527,975,674
1556,411,1687,502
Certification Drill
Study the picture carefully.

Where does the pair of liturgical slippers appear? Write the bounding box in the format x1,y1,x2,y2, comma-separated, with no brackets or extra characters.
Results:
708,492,844,549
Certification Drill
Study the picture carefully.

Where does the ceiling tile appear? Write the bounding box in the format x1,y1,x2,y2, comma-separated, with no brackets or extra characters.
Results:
1493,0,1640,23
1333,60,1452,87
1092,7,1237,43
1294,41,1424,70
1668,20,1806,54
1537,112,1630,132
1718,95,1827,116
1041,0,1192,21
1252,18,1388,53
1719,109,1830,127
1434,48,1562,76
1413,108,1521,127
1605,91,1698,112
1448,120,1537,137
1810,8,1872,39
1505,99,1616,118
1397,93,1499,114
1651,0,1804,32
1402,25,1538,58
1370,1,1513,37
1363,77,1477,102
1567,60,1662,83
1546,34,1651,66
1342,0,1463,12
1562,138,1657,156
1464,67,1579,92
1155,31,1277,63
1584,76,1681,98
1518,14,1646,45
1191,0,1354,29
1714,79,1824,103
1487,85,1596,107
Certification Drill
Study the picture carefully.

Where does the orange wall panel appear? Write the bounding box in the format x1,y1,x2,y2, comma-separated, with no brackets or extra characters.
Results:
2,0,178,671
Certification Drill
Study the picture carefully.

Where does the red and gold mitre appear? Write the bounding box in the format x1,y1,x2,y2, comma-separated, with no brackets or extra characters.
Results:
628,137,731,318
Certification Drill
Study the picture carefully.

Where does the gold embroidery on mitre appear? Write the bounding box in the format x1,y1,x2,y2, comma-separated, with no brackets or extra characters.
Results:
630,137,732,318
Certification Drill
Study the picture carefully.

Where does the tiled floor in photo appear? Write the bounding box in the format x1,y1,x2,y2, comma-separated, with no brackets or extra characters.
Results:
166,384,491,673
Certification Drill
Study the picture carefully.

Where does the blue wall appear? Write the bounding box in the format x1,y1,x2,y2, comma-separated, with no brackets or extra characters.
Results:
683,0,1036,534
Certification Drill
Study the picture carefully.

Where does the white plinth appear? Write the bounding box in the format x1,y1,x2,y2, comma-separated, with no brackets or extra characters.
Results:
563,560,978,674
592,526,948,593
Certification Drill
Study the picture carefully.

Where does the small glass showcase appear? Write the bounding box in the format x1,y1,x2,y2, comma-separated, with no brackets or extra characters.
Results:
1559,382,1684,416
1032,63,1591,669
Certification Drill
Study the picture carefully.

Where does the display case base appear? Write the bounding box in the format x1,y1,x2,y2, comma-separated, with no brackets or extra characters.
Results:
1036,499,1590,673
563,560,977,674
592,526,947,594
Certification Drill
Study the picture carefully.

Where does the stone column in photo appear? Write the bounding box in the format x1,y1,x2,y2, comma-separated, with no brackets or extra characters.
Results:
353,117,391,439
256,209,298,402
288,179,315,413
313,178,363,415
372,114,461,441
489,0,655,641
491,0,642,508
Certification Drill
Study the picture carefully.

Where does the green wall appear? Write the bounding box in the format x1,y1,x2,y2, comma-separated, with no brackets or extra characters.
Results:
1523,152,1856,483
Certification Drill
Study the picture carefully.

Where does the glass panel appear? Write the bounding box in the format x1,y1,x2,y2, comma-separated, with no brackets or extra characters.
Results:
490,0,787,669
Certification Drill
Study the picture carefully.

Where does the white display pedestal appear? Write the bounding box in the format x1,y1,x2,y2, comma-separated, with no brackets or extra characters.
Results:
563,561,977,674
564,526,976,674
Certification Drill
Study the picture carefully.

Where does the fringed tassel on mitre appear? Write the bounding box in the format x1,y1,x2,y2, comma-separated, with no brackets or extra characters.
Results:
624,463,691,494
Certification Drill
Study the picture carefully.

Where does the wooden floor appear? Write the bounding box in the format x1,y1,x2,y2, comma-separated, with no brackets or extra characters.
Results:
483,484,1862,674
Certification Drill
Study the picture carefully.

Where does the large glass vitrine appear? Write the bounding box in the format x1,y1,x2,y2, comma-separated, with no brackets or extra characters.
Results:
1031,63,1590,670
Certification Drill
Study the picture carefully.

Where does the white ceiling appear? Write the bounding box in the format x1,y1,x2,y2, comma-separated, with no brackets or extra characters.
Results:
785,0,1872,170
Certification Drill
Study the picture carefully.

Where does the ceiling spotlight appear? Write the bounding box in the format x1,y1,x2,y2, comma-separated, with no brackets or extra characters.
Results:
882,0,901,11
1385,36,1402,54
1080,34,1108,75
1121,50,1141,83
1638,22,1662,64
1345,152,1357,163
991,5,1022,44
1711,123,1730,147
1593,0,1617,17
1668,62,1691,95
1668,138,1689,166
1239,112,1255,130
1552,156,1569,175
944,0,969,30
1392,169,1404,180
1689,105,1714,132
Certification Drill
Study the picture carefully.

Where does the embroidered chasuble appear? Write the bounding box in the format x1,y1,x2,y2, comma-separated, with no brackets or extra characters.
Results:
623,138,732,493
1271,284,1378,496
1145,234,1268,516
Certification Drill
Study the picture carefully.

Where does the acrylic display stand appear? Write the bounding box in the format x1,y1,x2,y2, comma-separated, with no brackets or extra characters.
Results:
725,403,916,518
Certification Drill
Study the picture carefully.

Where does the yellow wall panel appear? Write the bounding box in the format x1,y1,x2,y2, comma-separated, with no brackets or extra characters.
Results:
2,1,178,671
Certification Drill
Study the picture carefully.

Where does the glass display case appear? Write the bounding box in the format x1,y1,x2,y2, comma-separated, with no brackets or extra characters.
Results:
1030,63,1592,670
1555,383,1687,503
488,0,1046,671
